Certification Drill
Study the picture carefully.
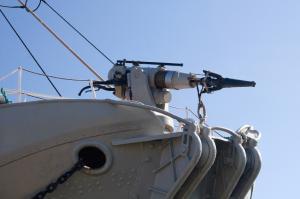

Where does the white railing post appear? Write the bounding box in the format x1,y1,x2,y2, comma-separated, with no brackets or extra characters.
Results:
89,79,97,99
17,66,23,102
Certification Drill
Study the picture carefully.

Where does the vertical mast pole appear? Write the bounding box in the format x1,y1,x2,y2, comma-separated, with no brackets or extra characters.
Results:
17,0,105,81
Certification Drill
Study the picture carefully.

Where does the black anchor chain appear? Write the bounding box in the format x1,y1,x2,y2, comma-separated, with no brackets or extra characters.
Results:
32,159,84,199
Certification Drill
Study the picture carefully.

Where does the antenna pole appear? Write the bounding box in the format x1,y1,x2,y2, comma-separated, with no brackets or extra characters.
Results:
17,0,105,81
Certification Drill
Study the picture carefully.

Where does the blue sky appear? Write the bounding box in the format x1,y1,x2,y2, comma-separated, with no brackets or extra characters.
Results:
1,0,300,198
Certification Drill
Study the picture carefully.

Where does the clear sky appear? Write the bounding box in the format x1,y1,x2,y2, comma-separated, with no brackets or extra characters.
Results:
1,0,300,198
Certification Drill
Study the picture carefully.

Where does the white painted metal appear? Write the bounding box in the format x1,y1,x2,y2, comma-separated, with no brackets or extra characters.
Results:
0,99,201,198
17,66,23,102
0,68,18,82
175,126,217,199
231,126,262,199
0,63,262,198
191,127,247,199
89,79,97,99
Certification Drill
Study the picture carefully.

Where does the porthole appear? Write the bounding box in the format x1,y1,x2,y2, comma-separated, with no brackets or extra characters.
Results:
74,142,112,175
78,146,106,170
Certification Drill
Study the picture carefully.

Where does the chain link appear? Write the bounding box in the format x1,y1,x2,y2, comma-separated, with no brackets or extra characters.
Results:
32,159,84,199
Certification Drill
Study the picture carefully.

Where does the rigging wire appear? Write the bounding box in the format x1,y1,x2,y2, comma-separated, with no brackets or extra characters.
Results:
23,0,42,12
28,0,42,12
0,0,41,11
0,9,62,96
169,105,200,119
22,68,90,82
22,92,44,100
0,4,23,9
41,0,115,65
17,0,106,81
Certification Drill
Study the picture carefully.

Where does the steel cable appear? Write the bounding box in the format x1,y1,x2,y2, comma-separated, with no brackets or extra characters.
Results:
0,4,23,9
0,9,62,96
41,0,115,65
22,68,90,82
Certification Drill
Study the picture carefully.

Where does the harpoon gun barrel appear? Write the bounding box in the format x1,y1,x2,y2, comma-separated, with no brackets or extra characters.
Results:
154,69,256,93
197,70,256,93
221,78,256,88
